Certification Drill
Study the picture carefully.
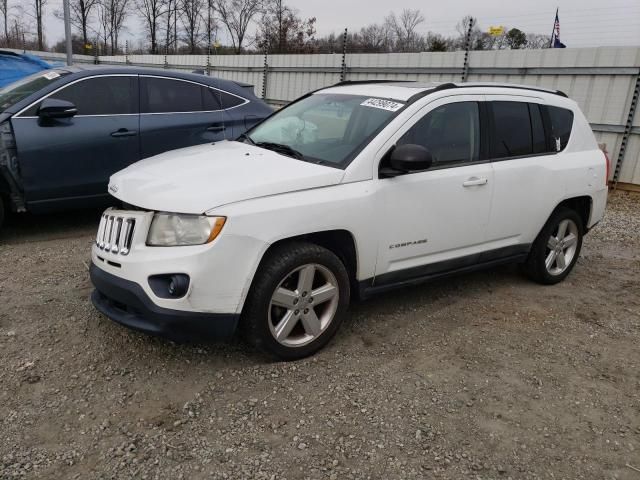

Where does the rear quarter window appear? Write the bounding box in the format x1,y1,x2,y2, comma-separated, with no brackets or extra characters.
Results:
546,105,574,152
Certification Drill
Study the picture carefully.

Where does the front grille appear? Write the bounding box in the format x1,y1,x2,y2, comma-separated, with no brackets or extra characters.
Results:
96,213,136,255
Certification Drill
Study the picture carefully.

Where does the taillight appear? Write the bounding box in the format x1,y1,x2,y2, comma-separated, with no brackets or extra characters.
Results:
604,151,611,187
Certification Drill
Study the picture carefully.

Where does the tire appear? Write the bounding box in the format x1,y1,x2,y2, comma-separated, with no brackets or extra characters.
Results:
241,241,350,360
522,207,584,285
0,195,4,230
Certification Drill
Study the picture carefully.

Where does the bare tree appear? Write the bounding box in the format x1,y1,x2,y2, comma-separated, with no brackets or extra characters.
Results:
454,15,487,50
0,0,8,41
98,0,130,54
214,0,262,53
180,0,204,53
385,8,424,52
525,33,551,49
25,0,48,50
54,0,98,53
358,23,392,52
136,0,166,53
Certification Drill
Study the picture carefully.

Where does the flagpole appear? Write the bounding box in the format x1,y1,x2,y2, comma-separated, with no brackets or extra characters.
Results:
549,7,558,48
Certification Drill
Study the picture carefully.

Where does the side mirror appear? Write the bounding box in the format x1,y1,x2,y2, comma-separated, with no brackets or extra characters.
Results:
389,144,433,172
38,98,77,119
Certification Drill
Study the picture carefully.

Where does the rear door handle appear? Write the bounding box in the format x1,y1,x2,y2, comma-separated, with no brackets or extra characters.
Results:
206,125,226,132
463,176,488,187
111,128,137,138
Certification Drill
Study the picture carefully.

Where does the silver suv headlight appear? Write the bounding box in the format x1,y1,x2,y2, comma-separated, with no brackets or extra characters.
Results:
146,213,226,246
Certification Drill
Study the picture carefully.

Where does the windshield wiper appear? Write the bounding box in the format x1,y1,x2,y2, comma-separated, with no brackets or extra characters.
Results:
237,133,255,145
255,141,304,160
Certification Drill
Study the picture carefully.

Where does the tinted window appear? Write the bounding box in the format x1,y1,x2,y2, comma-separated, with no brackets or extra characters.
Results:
202,87,222,110
491,101,532,158
143,77,203,113
2,70,71,112
219,90,245,109
24,76,136,116
546,106,574,151
398,101,480,165
529,103,547,154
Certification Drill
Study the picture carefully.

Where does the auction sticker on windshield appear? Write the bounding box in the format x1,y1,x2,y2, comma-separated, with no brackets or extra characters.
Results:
360,98,404,112
43,71,60,80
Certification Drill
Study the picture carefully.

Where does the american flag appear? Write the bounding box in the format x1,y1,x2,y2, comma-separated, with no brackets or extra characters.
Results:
551,9,567,48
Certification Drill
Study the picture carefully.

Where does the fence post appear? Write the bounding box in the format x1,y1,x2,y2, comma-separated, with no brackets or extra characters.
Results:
206,46,211,76
461,18,474,82
262,48,269,100
125,40,130,64
164,46,169,69
22,33,26,53
94,38,99,64
340,28,348,82
612,70,640,187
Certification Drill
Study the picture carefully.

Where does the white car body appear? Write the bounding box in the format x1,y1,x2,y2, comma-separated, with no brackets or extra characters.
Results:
90,82,608,347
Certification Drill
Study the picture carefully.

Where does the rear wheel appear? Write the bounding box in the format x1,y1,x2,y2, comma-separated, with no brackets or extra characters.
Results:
0,195,5,230
523,207,583,285
241,242,350,360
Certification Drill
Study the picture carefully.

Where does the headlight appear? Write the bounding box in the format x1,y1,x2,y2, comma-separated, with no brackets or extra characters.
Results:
146,213,226,246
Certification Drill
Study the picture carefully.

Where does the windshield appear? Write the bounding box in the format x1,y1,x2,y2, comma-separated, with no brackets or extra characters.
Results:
246,93,404,167
0,70,70,111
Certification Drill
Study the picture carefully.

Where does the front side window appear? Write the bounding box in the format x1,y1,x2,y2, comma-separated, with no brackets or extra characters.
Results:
491,101,533,158
0,70,71,112
398,101,480,166
246,93,402,167
23,76,137,116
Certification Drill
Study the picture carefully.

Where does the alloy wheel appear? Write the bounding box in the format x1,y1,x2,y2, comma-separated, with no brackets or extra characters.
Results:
545,218,579,276
268,263,340,348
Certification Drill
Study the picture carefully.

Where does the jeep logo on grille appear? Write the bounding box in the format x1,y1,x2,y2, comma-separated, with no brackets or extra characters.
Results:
108,184,118,194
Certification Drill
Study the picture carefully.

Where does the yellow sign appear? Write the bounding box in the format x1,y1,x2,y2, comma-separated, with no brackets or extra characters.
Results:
85,43,93,49
488,26,505,36
213,41,221,48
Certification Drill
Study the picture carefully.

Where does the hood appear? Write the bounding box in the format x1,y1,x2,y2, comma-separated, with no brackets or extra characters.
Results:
108,140,345,214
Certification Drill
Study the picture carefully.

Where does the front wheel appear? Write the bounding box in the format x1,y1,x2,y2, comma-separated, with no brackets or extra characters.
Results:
522,207,584,285
0,195,4,230
241,242,350,360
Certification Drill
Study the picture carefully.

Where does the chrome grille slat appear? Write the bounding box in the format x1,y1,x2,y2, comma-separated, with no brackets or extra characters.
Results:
96,212,136,256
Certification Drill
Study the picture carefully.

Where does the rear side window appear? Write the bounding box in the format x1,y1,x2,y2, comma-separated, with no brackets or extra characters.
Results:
23,76,137,116
202,88,245,110
143,77,246,113
143,77,203,113
546,106,574,152
529,103,547,154
218,90,245,109
491,101,533,158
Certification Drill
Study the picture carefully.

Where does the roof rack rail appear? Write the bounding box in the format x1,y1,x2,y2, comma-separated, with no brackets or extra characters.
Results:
452,83,568,98
333,79,415,86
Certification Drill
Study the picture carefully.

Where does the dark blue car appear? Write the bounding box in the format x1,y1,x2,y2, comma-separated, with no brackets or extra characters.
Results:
0,65,272,227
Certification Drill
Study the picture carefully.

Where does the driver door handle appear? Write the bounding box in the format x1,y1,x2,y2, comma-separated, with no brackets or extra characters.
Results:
111,128,137,138
463,176,488,187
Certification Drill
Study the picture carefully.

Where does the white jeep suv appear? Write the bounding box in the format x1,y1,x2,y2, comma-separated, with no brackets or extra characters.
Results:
90,81,608,359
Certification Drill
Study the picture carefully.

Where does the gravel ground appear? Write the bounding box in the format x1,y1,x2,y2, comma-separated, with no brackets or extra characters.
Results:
0,192,639,480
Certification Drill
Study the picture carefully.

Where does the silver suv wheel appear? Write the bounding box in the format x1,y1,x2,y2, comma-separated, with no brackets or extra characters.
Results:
268,263,340,347
545,218,579,276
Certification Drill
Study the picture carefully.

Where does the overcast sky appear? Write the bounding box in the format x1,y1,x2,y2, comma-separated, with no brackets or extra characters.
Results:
40,0,640,49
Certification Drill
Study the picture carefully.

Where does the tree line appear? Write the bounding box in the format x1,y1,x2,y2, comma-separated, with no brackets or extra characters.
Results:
0,0,551,55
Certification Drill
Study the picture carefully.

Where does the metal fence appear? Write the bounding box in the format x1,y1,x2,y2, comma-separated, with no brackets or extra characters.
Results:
11,46,640,187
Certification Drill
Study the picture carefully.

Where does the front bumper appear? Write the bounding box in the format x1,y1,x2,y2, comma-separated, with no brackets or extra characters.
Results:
90,263,239,342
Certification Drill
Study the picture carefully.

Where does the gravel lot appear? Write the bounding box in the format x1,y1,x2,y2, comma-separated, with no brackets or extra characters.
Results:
1,192,639,480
